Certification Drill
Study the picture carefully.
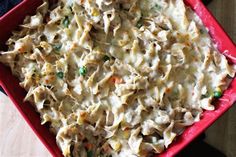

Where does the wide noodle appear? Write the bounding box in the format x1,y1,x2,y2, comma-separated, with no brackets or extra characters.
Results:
0,0,235,156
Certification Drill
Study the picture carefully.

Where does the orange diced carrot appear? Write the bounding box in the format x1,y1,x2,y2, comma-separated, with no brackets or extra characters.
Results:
110,76,123,84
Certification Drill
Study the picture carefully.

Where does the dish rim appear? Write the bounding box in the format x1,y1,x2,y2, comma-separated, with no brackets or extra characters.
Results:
0,0,235,157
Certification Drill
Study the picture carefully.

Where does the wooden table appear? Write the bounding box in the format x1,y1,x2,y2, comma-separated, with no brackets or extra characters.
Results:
0,1,236,157
205,1,236,157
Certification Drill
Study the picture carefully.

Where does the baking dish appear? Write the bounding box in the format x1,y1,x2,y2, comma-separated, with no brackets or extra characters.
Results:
0,0,235,157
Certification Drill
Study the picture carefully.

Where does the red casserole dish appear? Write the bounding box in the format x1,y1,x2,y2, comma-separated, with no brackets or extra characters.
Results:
0,0,235,157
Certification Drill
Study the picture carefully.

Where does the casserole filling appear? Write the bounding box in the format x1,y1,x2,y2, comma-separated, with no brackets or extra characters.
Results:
0,0,235,156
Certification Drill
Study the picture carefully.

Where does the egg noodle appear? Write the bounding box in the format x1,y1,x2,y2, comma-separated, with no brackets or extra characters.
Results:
0,0,235,156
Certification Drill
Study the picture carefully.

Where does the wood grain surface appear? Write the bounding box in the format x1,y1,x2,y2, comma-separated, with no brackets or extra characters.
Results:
205,1,236,157
0,1,236,157
0,92,51,157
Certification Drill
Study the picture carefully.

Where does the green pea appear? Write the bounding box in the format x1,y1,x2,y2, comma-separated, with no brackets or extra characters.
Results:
213,90,222,98
154,4,162,10
56,71,64,79
63,16,70,28
103,55,110,62
79,66,87,76
53,44,62,52
87,150,93,157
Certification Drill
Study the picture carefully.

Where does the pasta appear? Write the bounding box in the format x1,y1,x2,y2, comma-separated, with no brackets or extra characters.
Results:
0,0,235,156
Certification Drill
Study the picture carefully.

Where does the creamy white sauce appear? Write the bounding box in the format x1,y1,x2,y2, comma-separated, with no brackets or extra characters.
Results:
0,0,235,157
